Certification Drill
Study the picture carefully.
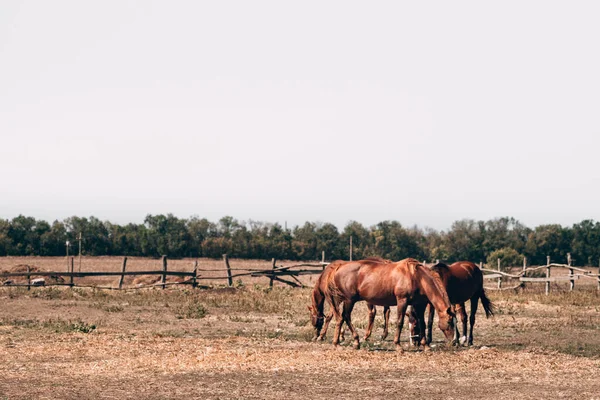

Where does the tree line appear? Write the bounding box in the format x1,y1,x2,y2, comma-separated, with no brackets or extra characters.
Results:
1,214,599,268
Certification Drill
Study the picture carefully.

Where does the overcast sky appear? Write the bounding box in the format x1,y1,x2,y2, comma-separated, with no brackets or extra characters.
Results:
1,1,599,231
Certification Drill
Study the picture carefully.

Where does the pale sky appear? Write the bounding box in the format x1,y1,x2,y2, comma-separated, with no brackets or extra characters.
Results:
1,1,599,230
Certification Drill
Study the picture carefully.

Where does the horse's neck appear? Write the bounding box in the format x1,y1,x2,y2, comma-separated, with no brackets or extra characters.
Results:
417,270,450,312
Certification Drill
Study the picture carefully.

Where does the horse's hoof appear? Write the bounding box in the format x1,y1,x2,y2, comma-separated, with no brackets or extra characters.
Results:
318,336,325,342
353,341,360,350
395,344,404,352
423,345,431,352
459,336,467,346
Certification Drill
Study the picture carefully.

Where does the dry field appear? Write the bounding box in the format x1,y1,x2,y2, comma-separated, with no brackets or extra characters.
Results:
1,257,600,399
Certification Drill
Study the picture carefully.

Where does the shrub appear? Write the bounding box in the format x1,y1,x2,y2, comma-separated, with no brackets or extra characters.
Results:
486,247,524,271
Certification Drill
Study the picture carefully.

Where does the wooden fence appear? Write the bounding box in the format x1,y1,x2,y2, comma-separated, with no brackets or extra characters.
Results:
481,253,600,294
3,253,599,293
0,254,327,290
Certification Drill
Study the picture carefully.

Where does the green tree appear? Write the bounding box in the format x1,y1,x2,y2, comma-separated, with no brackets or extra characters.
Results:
443,219,485,262
524,224,572,265
570,220,600,266
486,247,524,271
340,221,372,260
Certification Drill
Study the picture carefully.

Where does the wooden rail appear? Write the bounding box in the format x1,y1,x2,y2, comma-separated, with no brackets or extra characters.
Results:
6,253,595,294
481,253,600,294
0,256,328,290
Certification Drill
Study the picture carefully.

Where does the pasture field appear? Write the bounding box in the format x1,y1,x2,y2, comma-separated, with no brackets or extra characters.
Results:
1,257,600,399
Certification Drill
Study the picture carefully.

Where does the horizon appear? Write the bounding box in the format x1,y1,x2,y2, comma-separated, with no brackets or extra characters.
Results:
1,212,595,233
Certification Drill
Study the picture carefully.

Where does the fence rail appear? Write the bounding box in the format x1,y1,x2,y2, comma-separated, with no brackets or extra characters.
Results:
480,253,600,294
3,254,600,293
0,255,327,290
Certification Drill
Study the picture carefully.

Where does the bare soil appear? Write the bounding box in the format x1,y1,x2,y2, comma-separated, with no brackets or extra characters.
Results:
1,257,600,399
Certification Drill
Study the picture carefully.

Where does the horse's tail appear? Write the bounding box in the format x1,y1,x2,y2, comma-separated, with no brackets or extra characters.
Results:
325,275,343,305
479,288,494,318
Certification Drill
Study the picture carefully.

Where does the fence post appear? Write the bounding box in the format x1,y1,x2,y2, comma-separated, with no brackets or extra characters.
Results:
161,256,167,289
497,258,502,289
322,251,326,270
27,265,31,291
223,254,233,287
269,258,276,287
568,253,574,291
545,256,551,295
70,257,74,288
118,257,127,290
522,256,527,290
598,258,600,292
192,260,198,289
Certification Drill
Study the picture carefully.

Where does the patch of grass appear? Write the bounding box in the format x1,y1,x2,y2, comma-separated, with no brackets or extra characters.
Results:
229,315,255,323
90,302,125,313
175,297,208,319
0,317,97,333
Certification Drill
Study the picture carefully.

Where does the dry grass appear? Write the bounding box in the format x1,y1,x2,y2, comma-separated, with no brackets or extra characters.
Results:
1,257,600,399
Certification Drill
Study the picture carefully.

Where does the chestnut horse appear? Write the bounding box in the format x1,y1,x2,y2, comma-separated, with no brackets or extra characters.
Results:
410,261,494,346
323,258,455,350
308,260,391,341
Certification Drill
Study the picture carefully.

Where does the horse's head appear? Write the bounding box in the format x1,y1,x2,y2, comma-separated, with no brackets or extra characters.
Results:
307,305,324,339
437,307,456,341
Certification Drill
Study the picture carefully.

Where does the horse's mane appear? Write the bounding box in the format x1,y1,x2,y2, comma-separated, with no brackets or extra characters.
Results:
430,262,450,276
323,260,345,304
415,261,450,306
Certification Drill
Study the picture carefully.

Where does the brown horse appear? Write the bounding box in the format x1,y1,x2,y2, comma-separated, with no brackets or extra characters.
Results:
323,258,455,350
308,260,391,341
410,261,494,346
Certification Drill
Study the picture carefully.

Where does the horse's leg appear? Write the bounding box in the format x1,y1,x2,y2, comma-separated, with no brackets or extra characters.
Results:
364,303,376,341
406,307,418,346
342,301,360,349
393,298,409,352
381,306,390,340
331,300,344,346
456,303,468,346
414,303,429,350
406,306,415,346
451,305,460,345
426,303,434,345
318,311,334,341
468,296,479,346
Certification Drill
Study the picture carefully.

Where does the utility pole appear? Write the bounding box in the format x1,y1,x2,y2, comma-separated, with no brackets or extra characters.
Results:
65,241,70,273
349,236,353,261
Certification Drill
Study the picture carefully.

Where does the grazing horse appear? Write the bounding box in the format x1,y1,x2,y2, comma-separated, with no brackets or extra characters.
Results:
410,261,494,346
308,260,391,341
323,258,455,350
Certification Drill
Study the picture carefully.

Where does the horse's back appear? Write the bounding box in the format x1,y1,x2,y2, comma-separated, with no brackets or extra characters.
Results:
447,261,483,303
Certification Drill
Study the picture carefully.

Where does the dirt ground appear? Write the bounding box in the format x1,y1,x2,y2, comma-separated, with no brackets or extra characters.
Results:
1,258,600,399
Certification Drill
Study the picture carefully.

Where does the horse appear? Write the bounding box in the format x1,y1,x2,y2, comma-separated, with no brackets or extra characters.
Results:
409,261,494,346
308,260,391,342
322,258,455,350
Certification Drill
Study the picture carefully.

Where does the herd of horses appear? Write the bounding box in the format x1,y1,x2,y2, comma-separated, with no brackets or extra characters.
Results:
307,258,495,350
